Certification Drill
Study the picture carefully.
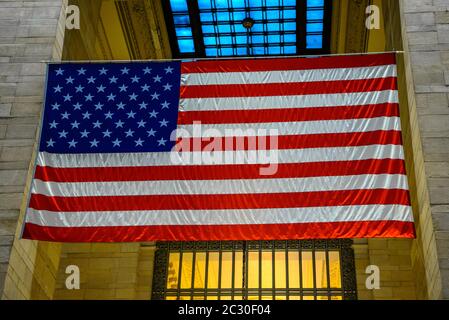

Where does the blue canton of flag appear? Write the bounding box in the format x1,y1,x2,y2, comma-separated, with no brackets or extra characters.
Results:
40,62,181,153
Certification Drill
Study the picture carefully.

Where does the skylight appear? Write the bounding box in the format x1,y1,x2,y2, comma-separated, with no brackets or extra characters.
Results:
164,0,331,58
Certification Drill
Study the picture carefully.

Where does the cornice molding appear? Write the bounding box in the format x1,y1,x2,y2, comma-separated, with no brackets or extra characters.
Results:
331,0,370,54
345,0,370,53
114,0,171,59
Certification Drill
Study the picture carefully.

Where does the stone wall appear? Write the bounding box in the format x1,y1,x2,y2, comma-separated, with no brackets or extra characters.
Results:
0,0,67,299
354,239,417,299
53,243,155,299
401,0,449,299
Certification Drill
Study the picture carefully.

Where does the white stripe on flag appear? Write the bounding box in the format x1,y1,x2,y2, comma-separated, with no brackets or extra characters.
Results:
31,174,409,197
36,144,405,168
178,117,401,137
25,204,414,227
180,90,398,111
181,65,397,86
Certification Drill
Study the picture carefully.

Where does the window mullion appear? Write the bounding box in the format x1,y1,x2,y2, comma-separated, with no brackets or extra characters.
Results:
285,240,289,300
325,248,331,300
186,0,206,57
190,250,196,299
217,246,223,300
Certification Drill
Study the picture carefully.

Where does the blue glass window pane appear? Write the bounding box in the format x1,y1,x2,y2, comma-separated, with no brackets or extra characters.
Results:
218,24,231,33
233,24,247,33
178,39,195,52
306,35,323,49
266,0,281,6
221,48,233,56
231,0,246,8
203,37,216,45
283,10,296,19
214,0,230,9
268,34,280,43
232,11,246,21
216,12,231,21
307,23,323,32
219,36,233,45
307,10,324,20
284,22,296,31
173,15,190,25
284,45,296,54
268,46,281,55
251,24,264,32
249,0,262,7
250,10,263,20
251,35,264,44
267,23,280,32
267,10,280,19
201,25,215,34
198,0,211,9
307,0,324,7
283,0,296,5
206,48,218,56
253,47,265,55
284,34,296,43
200,13,213,22
236,47,248,55
175,27,192,37
170,0,188,12
235,35,247,44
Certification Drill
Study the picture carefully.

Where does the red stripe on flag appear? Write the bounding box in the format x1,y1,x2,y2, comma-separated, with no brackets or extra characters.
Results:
29,189,411,212
180,77,397,98
35,159,407,183
181,53,396,74
178,103,400,124
22,220,415,242
174,130,403,151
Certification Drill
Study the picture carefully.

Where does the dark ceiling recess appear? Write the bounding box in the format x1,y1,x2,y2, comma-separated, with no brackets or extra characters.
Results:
162,0,332,58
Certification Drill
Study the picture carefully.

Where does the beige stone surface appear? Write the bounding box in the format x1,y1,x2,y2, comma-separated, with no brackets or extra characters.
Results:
400,0,449,299
0,0,67,300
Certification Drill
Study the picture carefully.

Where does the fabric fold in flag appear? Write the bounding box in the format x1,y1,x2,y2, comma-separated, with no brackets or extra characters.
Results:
21,53,416,242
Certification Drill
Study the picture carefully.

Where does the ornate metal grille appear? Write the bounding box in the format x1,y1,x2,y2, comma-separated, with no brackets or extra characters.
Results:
152,240,357,300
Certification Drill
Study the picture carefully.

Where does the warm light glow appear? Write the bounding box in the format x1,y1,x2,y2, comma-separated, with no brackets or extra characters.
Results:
234,252,243,289
329,251,342,288
315,251,328,288
180,252,193,289
165,246,344,300
248,251,259,289
194,252,206,288
288,251,300,289
207,252,219,289
166,252,180,289
221,252,233,288
302,251,314,288
261,251,272,288
275,251,286,288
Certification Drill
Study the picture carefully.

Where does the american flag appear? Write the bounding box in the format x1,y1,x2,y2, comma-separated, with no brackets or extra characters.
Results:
22,53,415,242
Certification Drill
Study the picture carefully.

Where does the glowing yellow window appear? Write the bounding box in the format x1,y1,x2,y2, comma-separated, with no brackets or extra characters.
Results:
153,240,356,300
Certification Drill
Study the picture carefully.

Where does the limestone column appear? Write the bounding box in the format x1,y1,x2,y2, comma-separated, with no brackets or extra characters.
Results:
0,0,67,299
400,0,449,299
